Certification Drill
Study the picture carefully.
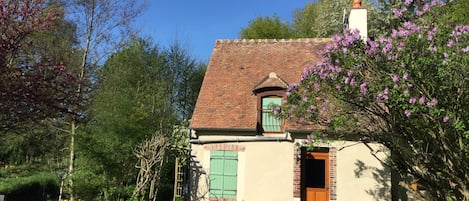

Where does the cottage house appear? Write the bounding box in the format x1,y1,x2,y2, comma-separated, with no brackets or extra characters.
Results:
188,4,393,201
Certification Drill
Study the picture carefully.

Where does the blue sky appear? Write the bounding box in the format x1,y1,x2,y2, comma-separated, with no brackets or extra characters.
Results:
137,0,313,62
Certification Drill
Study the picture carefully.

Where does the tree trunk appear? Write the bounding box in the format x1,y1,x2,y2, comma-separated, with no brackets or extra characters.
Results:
68,121,76,201
58,174,66,201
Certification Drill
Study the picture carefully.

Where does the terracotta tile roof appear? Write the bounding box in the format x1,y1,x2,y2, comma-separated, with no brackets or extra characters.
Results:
190,38,331,131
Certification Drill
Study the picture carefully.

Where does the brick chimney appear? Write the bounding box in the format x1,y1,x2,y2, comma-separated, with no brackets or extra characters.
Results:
348,0,368,40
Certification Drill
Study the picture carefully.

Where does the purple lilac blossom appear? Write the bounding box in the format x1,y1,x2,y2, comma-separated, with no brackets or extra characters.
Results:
360,82,368,95
448,40,454,48
403,72,409,80
422,4,430,13
314,82,320,90
409,97,417,104
403,22,421,32
404,110,411,117
393,8,403,18
443,116,449,122
419,96,426,105
344,76,350,85
392,74,400,82
397,41,405,51
332,34,342,43
350,78,356,86
426,98,438,108
427,27,438,40
366,39,378,55
273,106,280,115
376,93,388,102
383,41,393,54
336,84,341,90
462,46,469,53
299,117,305,123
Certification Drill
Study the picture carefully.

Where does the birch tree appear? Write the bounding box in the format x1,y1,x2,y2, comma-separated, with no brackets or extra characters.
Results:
59,0,144,200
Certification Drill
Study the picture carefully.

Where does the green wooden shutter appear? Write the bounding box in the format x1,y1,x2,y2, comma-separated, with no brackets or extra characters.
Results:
223,152,237,198
210,151,238,199
262,97,282,131
210,151,224,197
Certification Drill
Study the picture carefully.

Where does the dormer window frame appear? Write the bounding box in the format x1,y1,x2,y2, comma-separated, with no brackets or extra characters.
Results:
256,89,286,134
253,72,289,135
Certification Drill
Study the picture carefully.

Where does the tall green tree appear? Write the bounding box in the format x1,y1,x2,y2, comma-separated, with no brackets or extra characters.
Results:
292,0,348,37
283,0,468,200
239,15,295,39
75,37,175,200
165,41,207,121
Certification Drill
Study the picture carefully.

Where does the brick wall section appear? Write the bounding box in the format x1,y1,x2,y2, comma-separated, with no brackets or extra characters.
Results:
293,147,301,197
293,147,337,200
204,144,245,152
330,147,337,200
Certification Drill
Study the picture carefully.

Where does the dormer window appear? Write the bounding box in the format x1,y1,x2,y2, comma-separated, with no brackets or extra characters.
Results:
253,72,288,134
262,96,282,132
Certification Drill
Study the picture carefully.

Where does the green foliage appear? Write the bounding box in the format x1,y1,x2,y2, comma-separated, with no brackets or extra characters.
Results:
75,37,174,200
432,0,469,26
75,37,205,200
0,170,59,201
239,15,295,39
165,41,207,120
292,0,352,37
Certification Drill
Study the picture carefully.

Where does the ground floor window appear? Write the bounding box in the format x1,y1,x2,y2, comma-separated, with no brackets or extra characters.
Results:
209,150,238,199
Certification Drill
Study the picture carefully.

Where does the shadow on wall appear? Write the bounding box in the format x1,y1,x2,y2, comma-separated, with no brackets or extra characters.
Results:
189,156,209,201
354,159,392,201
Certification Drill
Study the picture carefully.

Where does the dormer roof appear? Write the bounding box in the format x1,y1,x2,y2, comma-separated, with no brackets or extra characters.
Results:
252,72,289,93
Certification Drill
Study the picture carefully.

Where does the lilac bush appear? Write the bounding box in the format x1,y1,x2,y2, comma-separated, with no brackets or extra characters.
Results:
283,0,468,199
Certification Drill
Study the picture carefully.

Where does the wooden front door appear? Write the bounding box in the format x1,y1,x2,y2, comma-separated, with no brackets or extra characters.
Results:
303,151,329,201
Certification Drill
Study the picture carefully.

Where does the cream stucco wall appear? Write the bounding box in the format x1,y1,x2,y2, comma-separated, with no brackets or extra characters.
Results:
331,141,391,201
189,134,391,201
243,141,293,201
